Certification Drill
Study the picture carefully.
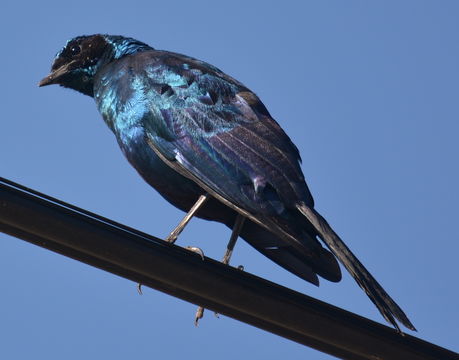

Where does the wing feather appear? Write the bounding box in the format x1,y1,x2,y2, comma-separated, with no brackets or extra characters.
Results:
140,50,321,253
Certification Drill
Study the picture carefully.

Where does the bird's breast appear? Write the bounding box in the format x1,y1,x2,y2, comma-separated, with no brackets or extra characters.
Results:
93,70,187,205
112,122,205,211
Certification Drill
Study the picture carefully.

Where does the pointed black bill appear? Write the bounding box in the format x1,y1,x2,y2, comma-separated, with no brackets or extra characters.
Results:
38,61,76,87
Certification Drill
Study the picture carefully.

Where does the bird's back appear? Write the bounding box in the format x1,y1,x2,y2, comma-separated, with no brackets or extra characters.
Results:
93,48,342,285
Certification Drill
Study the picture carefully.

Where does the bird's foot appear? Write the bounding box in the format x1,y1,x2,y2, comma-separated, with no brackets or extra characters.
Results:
194,307,221,326
222,249,232,265
165,194,209,244
137,283,143,295
194,264,244,326
195,306,204,326
165,232,178,244
185,246,205,260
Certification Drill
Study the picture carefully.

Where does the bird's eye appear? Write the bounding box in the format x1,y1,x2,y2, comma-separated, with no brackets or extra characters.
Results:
70,45,81,56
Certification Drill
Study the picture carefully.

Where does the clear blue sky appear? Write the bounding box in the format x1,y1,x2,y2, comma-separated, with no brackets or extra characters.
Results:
1,1,458,359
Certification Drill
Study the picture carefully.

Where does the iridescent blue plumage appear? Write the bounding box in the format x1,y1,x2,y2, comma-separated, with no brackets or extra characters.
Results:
95,48,314,216
39,34,415,332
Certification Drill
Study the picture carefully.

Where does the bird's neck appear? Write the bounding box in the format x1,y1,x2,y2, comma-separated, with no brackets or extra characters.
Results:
103,35,154,60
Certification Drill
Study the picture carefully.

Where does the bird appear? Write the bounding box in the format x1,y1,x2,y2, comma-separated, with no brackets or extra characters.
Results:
39,34,415,332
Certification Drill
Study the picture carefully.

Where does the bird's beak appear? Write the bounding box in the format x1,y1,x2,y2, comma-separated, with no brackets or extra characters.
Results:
38,61,76,87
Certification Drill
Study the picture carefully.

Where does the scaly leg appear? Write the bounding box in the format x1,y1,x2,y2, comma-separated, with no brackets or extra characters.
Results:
166,194,209,243
195,214,246,325
222,214,246,265
138,194,209,295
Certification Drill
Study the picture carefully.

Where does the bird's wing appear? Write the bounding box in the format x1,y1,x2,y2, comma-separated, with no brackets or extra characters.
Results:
134,52,415,331
135,51,320,252
142,52,313,208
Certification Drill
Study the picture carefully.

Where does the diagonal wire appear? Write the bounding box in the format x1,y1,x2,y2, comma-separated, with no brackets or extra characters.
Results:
0,177,457,360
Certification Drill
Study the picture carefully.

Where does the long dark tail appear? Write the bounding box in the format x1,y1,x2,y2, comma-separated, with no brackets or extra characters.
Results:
297,203,416,332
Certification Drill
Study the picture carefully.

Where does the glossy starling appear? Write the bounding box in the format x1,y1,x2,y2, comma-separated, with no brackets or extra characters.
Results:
39,34,415,332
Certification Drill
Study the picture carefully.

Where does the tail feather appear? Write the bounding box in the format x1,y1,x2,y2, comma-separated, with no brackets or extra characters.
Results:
297,203,416,332
239,219,342,286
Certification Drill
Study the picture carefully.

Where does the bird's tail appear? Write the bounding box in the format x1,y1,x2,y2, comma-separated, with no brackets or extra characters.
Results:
297,202,416,332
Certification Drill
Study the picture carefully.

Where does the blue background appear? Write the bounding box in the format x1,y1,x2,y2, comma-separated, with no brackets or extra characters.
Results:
1,1,457,359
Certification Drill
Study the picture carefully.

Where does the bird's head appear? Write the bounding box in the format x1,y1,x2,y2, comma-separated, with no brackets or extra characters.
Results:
39,34,152,96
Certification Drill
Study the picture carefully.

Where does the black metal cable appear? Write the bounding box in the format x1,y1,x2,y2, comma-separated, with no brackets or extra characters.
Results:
0,177,457,360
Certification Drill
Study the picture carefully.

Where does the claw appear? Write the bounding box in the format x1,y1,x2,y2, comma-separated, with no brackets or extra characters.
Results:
222,249,233,265
165,234,178,243
186,246,205,260
195,306,204,326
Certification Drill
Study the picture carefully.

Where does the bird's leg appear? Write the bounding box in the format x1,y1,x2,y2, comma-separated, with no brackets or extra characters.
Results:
137,194,209,294
222,214,246,265
166,194,209,243
137,283,143,295
195,214,246,325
